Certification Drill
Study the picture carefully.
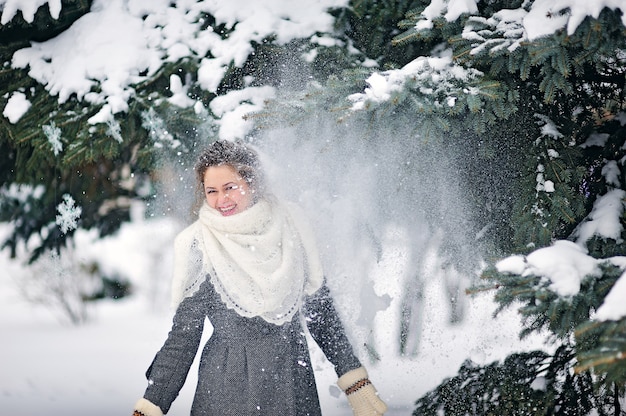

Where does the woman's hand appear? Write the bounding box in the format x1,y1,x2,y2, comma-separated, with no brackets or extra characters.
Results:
338,367,388,416
132,398,163,416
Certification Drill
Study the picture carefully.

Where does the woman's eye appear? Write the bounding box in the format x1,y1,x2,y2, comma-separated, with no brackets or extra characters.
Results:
206,189,216,194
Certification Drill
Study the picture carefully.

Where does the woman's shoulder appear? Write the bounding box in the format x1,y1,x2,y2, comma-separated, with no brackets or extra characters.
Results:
174,220,201,247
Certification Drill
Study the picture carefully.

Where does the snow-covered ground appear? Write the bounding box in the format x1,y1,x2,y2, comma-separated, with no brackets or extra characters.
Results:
0,217,548,416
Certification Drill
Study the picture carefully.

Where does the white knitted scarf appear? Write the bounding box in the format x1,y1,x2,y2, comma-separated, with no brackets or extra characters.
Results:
171,197,324,325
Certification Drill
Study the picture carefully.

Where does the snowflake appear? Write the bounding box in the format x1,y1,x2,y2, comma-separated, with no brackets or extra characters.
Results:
141,108,181,149
42,121,63,155
106,118,123,143
56,194,82,234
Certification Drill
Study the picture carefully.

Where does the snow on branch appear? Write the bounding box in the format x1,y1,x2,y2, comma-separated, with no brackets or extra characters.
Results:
462,9,528,54
496,237,626,321
8,0,346,125
209,86,276,141
56,194,82,234
574,189,626,245
347,54,483,111
2,91,31,123
416,0,626,43
0,0,61,24
596,263,626,321
496,240,599,297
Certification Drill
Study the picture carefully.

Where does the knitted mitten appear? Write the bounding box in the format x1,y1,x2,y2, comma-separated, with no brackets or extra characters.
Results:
132,398,163,416
337,367,387,416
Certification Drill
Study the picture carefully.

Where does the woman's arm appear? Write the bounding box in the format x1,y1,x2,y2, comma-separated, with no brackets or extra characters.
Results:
303,283,388,415
302,283,362,376
139,281,210,414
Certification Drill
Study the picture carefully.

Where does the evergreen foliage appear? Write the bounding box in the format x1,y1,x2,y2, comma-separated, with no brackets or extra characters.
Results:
335,0,428,68
0,1,192,261
509,114,587,252
0,2,354,262
470,261,626,414
258,10,626,406
300,0,626,413
413,346,607,415
481,261,622,340
455,6,626,407
2,0,626,410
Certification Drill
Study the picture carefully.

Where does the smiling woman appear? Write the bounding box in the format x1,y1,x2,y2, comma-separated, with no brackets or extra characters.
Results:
132,140,387,416
196,140,259,217
202,165,253,216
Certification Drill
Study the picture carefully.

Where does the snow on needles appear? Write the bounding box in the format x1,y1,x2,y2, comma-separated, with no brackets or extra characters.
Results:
348,54,482,111
575,189,626,244
496,241,626,322
349,0,626,112
497,241,599,297
2,91,31,123
0,0,61,24
596,262,626,321
3,0,347,125
209,86,276,141
523,0,626,40
496,177,626,323
11,0,164,123
413,0,626,41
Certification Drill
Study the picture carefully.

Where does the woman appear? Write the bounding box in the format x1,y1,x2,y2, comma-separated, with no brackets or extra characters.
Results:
132,140,387,416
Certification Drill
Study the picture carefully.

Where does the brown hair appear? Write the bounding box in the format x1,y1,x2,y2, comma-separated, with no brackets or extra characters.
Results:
193,140,265,211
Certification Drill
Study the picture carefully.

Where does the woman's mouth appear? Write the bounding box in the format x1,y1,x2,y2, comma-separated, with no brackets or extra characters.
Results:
218,205,237,216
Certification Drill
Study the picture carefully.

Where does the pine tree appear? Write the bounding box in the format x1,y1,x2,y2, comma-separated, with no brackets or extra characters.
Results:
0,1,358,262
0,1,378,323
362,1,626,412
258,0,626,412
413,346,606,415
3,2,626,408
0,0,184,261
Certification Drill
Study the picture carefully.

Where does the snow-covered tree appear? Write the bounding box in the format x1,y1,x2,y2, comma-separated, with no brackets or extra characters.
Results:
308,0,625,412
254,0,626,412
2,0,626,411
0,0,362,258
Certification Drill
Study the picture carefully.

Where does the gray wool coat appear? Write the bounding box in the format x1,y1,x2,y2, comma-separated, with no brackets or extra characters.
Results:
142,276,362,415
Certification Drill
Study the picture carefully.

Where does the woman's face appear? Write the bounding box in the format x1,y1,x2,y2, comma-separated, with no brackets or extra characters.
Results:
203,164,253,216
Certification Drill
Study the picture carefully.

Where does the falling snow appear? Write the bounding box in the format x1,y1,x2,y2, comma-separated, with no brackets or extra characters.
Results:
42,121,63,156
140,108,181,149
1,0,626,414
55,194,82,234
